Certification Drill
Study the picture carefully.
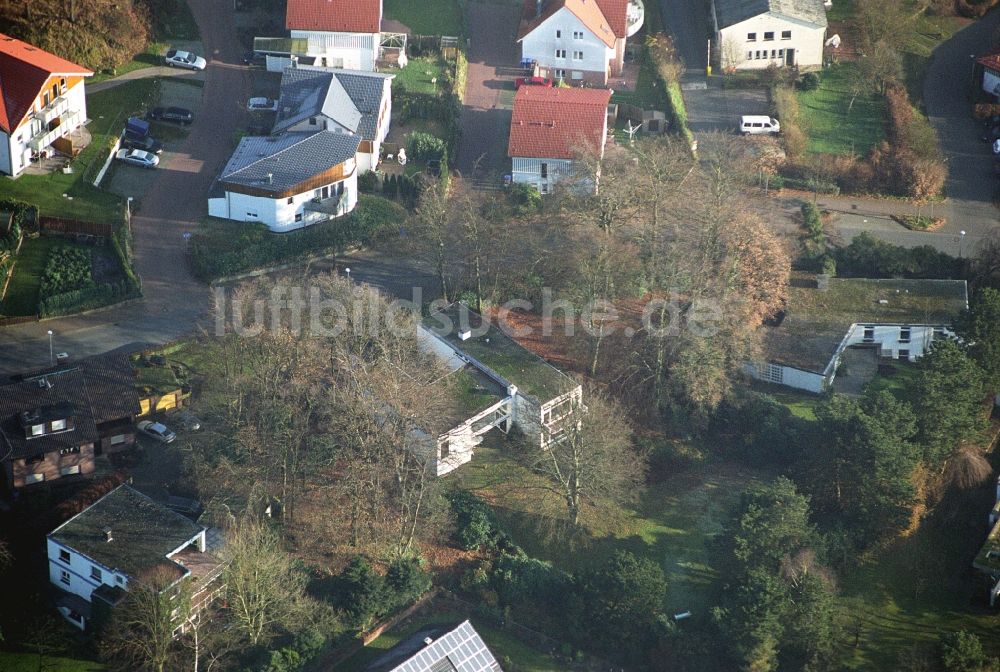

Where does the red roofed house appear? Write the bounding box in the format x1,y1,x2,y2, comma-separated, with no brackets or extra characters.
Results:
285,0,383,71
517,0,643,86
0,34,92,177
508,86,612,194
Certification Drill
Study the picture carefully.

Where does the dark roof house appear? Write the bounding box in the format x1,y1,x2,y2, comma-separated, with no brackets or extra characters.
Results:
273,67,393,139
713,0,827,29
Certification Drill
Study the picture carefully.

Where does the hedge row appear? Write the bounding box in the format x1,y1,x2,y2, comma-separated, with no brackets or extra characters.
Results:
39,279,140,317
190,195,406,281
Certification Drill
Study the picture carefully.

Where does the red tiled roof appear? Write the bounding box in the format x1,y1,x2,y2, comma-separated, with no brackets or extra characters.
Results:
508,86,612,160
0,33,91,134
518,0,626,48
285,0,382,34
978,52,1000,73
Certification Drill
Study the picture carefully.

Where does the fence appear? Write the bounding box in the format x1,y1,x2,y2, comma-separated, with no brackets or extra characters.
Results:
91,130,123,188
38,216,114,237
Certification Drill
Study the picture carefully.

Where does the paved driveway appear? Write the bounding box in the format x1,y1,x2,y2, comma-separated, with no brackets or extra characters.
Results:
659,0,709,78
456,1,522,183
0,0,251,373
684,85,769,133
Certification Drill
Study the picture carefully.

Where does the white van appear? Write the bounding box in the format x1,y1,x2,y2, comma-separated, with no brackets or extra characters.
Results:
739,115,781,135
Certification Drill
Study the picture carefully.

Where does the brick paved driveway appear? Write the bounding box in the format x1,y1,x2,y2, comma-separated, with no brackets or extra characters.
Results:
0,0,251,372
456,1,522,183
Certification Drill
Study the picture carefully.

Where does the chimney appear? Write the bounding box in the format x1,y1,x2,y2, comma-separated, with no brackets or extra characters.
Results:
536,0,543,17
816,274,829,291
267,172,273,185
103,527,113,543
423,637,434,645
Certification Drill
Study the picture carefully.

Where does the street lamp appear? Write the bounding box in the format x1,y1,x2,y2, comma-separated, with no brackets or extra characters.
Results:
960,230,967,258
344,267,351,281
126,196,134,236
47,330,54,366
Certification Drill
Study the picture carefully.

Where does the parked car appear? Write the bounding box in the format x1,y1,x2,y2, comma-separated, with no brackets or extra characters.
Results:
123,135,163,154
247,97,279,112
176,410,202,431
115,148,159,168
137,420,176,443
164,49,207,71
515,76,553,88
243,50,267,66
125,116,151,140
739,115,781,135
148,106,194,125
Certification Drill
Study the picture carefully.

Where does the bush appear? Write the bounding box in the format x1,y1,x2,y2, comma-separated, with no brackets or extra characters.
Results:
834,231,963,279
491,551,571,610
408,132,448,162
330,555,432,632
448,491,501,550
797,72,820,91
39,279,140,317
773,86,807,158
40,245,94,298
358,171,379,193
386,556,432,606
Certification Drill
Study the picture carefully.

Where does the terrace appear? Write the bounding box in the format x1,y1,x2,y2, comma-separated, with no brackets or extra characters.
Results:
761,275,969,373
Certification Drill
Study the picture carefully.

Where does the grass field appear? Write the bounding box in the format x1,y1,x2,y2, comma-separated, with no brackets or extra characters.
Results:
395,57,448,95
0,652,103,671
901,11,964,106
0,78,158,221
338,608,572,672
0,236,63,316
798,64,886,156
90,41,168,83
384,0,463,36
451,440,762,614
611,57,670,111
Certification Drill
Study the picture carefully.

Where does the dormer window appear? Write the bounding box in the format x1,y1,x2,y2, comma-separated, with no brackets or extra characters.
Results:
30,424,44,436
51,419,66,432
20,402,75,439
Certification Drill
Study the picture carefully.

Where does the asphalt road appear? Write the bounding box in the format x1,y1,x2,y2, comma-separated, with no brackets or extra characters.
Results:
0,0,251,373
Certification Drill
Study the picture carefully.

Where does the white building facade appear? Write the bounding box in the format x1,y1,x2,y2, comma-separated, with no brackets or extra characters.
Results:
511,156,574,193
520,8,619,85
290,30,379,71
712,0,827,71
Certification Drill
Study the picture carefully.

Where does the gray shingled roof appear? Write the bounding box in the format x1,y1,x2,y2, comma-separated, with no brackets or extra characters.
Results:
714,0,827,29
49,484,204,581
273,66,392,139
366,621,503,672
0,369,99,460
216,131,361,193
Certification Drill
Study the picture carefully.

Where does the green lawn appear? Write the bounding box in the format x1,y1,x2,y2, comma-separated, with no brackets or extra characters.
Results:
611,57,670,111
0,652,103,671
452,441,762,614
0,236,63,316
90,41,168,83
338,608,573,672
797,63,886,156
901,11,964,105
395,56,448,95
384,0,463,36
0,78,159,221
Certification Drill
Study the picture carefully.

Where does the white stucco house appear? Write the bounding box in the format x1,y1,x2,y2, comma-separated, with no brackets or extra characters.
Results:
711,0,827,71
0,33,92,177
977,52,1000,100
746,276,969,394
273,66,393,173
517,0,643,85
208,130,361,232
414,303,583,476
285,0,382,71
47,485,223,632
508,86,612,194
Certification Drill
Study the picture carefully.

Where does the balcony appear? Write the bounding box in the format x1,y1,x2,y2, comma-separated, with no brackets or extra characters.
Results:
33,96,70,126
28,110,82,151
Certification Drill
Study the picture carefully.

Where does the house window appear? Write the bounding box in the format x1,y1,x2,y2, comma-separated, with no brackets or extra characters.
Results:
116,575,125,585
59,549,71,564
778,49,784,57
556,30,562,38
60,465,80,476
60,570,70,586
246,211,258,218
898,349,910,360
30,424,44,437
309,117,317,126
781,30,792,40
571,70,583,79
899,327,911,343
287,197,294,204
60,77,66,90
573,31,584,39
109,434,126,445
764,32,774,41
554,69,566,79
755,51,762,59
540,162,548,178
24,473,44,484
573,50,583,60
771,50,776,58
91,566,102,582
59,446,79,455
863,326,875,341
761,363,784,384
555,49,566,59
747,51,753,60
295,213,303,222
540,183,550,194
747,32,757,41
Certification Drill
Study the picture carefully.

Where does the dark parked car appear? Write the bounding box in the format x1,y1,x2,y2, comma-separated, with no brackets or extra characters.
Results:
123,135,163,154
148,106,194,125
243,50,266,66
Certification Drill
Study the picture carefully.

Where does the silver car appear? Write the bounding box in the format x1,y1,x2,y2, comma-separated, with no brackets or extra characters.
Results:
115,148,159,168
165,49,207,71
137,420,176,443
